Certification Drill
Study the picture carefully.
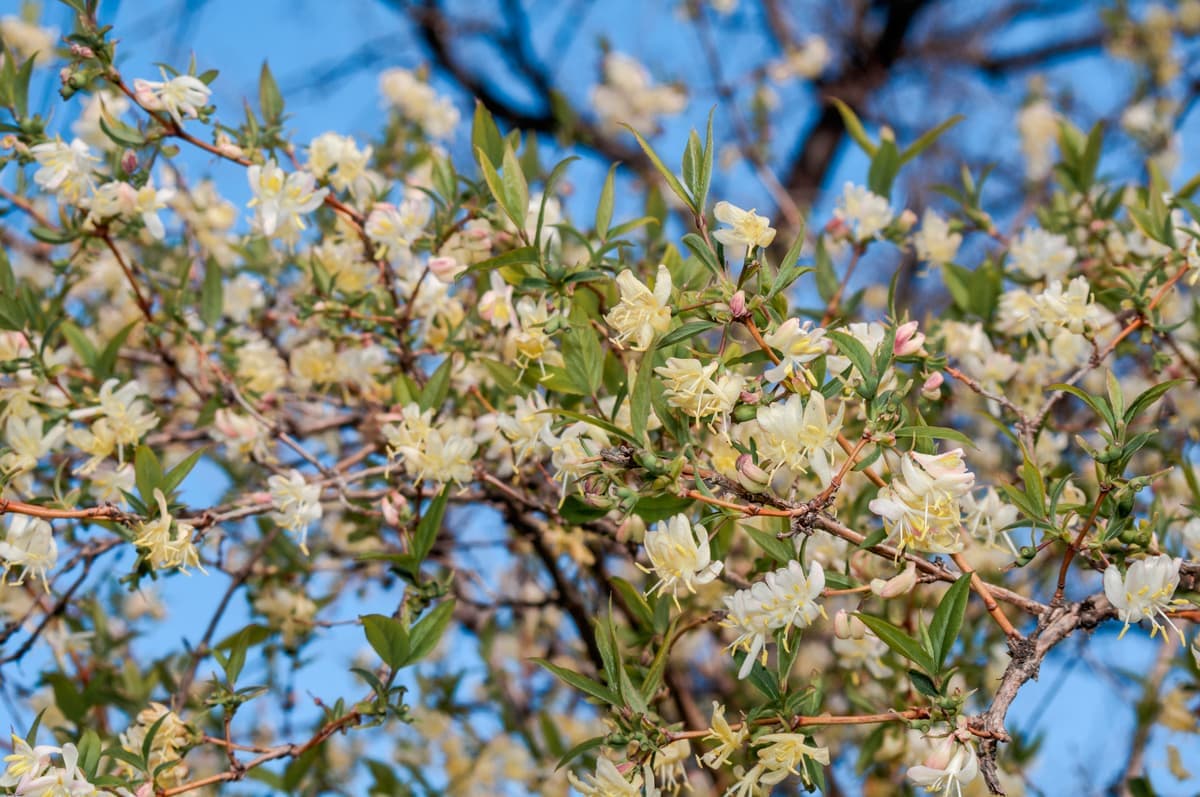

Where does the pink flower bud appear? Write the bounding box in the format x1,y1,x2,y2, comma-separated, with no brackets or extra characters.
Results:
871,562,918,599
428,256,465,284
69,43,95,59
59,68,72,86
921,372,944,400
736,453,772,493
121,149,139,174
729,290,748,318
381,491,407,526
893,320,925,356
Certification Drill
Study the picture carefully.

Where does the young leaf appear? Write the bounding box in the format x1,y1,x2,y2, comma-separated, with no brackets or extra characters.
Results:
412,486,449,562
532,658,620,705
406,599,455,664
361,614,410,670
258,61,283,124
855,613,935,673
927,574,972,671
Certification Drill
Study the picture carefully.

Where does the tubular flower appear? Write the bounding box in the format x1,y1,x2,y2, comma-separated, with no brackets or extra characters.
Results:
868,449,975,554
29,137,98,204
567,757,643,797
655,357,744,421
753,733,831,788
268,470,323,553
0,515,57,589
247,159,329,246
133,71,211,124
133,489,201,574
906,737,980,797
700,702,748,770
1103,555,1186,644
712,201,777,251
722,560,825,679
641,514,723,602
762,319,827,384
605,265,672,351
753,391,843,487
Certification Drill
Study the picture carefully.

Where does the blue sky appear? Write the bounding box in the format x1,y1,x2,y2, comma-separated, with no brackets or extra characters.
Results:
5,0,1200,793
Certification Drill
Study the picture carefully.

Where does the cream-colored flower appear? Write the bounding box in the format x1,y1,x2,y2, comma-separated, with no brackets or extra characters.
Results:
605,265,672,351
713,201,777,250
642,514,722,602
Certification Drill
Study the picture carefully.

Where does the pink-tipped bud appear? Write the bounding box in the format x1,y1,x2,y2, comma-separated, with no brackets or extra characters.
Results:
893,320,925,357
381,491,407,526
736,454,772,493
69,43,95,59
59,67,72,86
870,562,918,599
428,256,465,284
921,372,944,400
896,208,918,232
121,149,139,174
729,290,748,319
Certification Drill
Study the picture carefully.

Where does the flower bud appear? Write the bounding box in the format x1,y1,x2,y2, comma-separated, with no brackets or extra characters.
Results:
833,609,867,640
870,561,918,598
729,290,748,318
428,255,465,284
921,371,944,400
896,208,918,232
893,320,925,356
121,148,140,174
59,67,72,86
380,491,407,526
736,453,772,493
69,43,96,59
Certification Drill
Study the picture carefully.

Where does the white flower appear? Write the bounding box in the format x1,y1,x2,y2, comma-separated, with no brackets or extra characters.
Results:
1034,276,1104,334
133,71,212,125
478,271,516,329
753,392,842,487
308,132,379,197
642,514,723,602
0,16,57,65
961,488,1019,554
0,515,57,589
365,196,430,265
907,737,979,797
1017,100,1058,181
222,273,266,323
605,265,672,350
591,52,685,133
11,742,95,797
834,183,893,241
754,732,831,787
29,138,98,203
868,449,974,554
268,470,323,552
495,393,552,465
379,68,460,138
1009,227,1076,281
1,733,58,788
913,209,961,265
246,159,329,246
655,357,744,421
1,414,64,474
87,179,174,239
769,36,831,82
567,757,643,797
762,319,826,384
133,489,201,573
723,560,825,679
712,201,777,251
700,702,748,770
1103,555,1185,643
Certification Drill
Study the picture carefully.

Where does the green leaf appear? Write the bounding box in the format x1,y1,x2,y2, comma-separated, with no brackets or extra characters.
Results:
532,658,620,705
1124,379,1184,426
406,600,455,664
1047,383,1117,434
555,735,607,770
98,114,146,148
631,494,694,524
258,61,283,124
622,123,695,213
477,147,529,234
60,321,97,369
544,408,639,447
629,354,656,445
814,242,837,302
899,115,964,164
657,320,718,349
162,447,206,494
746,525,793,565
563,326,603,395
867,139,901,197
893,425,976,449
200,259,223,327
827,329,873,381
610,576,655,630
682,232,722,278
418,357,453,411
856,613,934,673
1020,455,1046,520
134,444,163,504
830,98,876,156
412,486,449,563
466,245,539,276
471,101,505,168
927,574,971,671
595,164,618,241
361,614,410,669
908,669,941,698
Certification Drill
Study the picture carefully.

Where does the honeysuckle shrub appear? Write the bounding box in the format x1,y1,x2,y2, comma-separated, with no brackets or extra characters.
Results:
0,1,1199,796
